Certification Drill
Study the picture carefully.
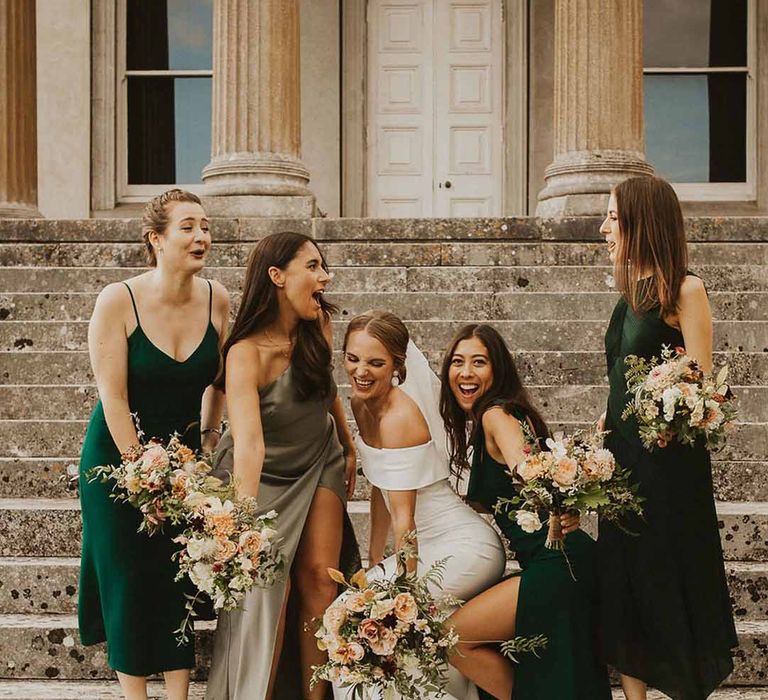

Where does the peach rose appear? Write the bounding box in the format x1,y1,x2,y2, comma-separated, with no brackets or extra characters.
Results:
393,593,418,623
238,530,263,556
358,618,383,642
214,538,238,563
137,444,169,474
345,589,376,613
551,456,578,488
368,628,398,656
516,454,548,482
322,602,348,635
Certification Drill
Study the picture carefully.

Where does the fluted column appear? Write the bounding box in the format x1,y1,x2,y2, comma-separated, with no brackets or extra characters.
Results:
202,0,313,216
536,0,653,217
0,0,40,218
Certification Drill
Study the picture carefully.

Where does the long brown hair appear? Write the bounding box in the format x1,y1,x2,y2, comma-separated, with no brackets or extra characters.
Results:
613,175,688,317
215,232,338,400
343,311,409,383
439,324,550,476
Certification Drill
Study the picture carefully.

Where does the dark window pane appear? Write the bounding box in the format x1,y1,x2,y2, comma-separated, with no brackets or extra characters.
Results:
644,73,746,183
128,77,211,184
127,0,212,71
644,0,746,68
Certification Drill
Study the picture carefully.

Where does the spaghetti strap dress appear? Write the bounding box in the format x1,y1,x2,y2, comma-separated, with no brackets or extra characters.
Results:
597,286,738,699
467,405,612,700
205,366,360,700
78,280,220,675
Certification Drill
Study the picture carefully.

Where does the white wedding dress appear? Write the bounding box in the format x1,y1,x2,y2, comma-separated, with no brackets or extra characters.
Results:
333,343,506,700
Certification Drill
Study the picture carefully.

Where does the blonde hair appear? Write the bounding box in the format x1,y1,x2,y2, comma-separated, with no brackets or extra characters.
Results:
140,188,202,266
343,310,409,382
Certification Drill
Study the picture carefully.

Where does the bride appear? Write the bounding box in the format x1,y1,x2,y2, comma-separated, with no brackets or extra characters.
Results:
333,310,506,699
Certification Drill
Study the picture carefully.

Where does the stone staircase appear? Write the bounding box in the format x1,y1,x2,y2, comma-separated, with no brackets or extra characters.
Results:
0,217,765,698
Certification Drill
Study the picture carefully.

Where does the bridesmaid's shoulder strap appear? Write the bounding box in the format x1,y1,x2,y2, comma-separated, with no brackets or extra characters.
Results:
206,279,213,322
122,282,141,326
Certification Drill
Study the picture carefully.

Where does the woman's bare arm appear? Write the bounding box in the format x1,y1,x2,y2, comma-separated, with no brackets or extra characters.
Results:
200,281,231,452
677,275,713,374
368,486,392,566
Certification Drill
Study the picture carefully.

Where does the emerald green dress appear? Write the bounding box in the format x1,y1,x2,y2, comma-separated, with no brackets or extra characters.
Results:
598,291,737,699
467,406,611,700
78,280,220,675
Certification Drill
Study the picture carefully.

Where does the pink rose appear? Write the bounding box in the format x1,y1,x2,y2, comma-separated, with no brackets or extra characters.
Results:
368,628,398,656
358,618,383,642
137,444,169,474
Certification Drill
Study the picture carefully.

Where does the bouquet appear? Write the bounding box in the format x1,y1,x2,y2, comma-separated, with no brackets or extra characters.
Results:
311,535,460,699
496,426,644,556
173,495,284,644
622,345,737,451
88,430,228,535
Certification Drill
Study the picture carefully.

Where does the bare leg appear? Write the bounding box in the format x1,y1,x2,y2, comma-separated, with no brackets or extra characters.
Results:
293,487,344,700
448,576,522,700
163,669,190,700
266,579,291,700
116,672,148,700
620,673,648,700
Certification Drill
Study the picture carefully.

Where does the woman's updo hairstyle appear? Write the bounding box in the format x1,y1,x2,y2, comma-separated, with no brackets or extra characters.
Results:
343,310,409,383
141,188,202,266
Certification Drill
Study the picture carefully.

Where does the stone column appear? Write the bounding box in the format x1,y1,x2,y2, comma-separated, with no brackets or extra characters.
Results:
202,0,313,217
0,0,40,218
536,0,653,217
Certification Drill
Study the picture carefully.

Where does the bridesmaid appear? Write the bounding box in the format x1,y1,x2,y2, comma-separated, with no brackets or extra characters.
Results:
206,232,359,700
597,175,737,699
440,324,611,700
78,189,230,699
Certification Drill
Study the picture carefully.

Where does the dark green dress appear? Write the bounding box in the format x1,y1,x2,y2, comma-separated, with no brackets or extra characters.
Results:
598,292,738,699
78,280,220,675
467,407,612,700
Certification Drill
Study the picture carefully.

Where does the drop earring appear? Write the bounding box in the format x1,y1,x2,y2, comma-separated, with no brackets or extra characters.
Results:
391,372,400,387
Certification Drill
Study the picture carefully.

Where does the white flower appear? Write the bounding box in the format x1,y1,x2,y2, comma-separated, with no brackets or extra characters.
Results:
186,537,219,561
661,386,683,421
515,510,543,534
545,434,567,458
189,562,214,593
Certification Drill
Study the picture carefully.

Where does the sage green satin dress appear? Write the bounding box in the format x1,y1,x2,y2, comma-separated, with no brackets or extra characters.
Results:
78,281,219,675
597,292,737,699
467,406,611,700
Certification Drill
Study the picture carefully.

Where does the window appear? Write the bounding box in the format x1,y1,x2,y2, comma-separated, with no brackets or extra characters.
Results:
118,0,213,200
643,0,754,200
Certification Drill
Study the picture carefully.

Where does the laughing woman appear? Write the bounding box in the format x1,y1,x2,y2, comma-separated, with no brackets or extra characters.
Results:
597,176,737,700
205,232,359,700
440,324,611,700
79,189,229,700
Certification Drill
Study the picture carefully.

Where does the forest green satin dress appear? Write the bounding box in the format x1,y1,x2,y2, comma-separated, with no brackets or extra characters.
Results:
78,281,219,675
597,292,737,699
467,406,611,700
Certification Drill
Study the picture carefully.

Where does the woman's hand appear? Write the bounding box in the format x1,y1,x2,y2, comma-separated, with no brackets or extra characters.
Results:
597,412,606,432
344,445,357,499
560,511,580,535
201,428,221,454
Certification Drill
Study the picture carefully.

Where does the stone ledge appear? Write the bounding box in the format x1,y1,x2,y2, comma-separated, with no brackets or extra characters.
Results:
2,217,768,243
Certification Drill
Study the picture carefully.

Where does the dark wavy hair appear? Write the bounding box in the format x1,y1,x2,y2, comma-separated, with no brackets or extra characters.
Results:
439,324,550,476
214,232,337,400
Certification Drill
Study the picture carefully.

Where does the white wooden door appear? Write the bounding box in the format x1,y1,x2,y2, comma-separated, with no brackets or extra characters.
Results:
367,0,503,218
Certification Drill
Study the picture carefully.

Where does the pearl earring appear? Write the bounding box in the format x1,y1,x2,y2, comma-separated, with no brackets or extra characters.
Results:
391,372,400,387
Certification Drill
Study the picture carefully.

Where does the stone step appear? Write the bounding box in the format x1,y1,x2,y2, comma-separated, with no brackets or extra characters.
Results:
0,498,763,561
3,350,767,388
611,691,767,700
0,613,762,682
1,419,765,461
1,265,767,295
3,384,767,424
0,680,207,699
4,290,768,322
1,455,764,504
1,215,767,243
2,241,768,268
1,319,764,353
2,554,764,622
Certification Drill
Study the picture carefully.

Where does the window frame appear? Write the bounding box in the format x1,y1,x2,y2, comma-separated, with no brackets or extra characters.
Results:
642,0,756,202
115,0,212,203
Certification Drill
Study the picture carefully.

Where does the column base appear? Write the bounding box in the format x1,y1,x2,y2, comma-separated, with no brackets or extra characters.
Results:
202,152,311,197
201,194,315,218
0,202,42,218
536,150,654,217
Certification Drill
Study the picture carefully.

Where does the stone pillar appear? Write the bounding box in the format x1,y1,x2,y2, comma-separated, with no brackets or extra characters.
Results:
536,0,653,217
0,0,40,218
202,0,313,217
